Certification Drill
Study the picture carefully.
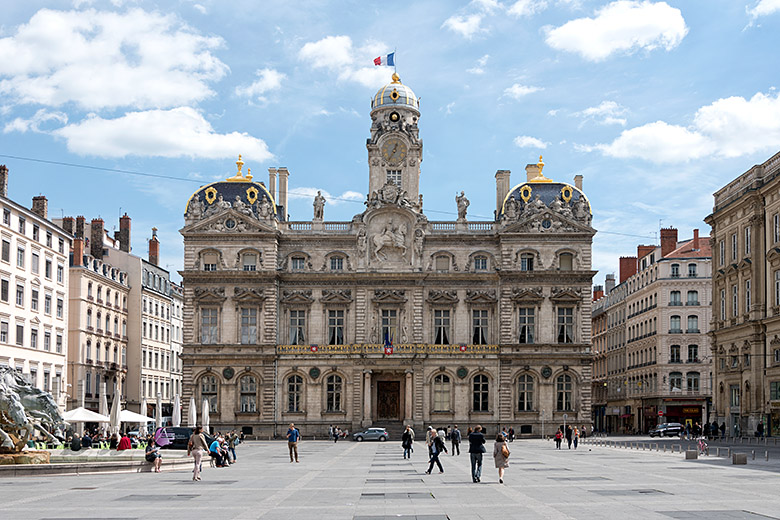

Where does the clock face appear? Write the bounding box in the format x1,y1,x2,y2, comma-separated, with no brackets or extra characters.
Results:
381,138,408,165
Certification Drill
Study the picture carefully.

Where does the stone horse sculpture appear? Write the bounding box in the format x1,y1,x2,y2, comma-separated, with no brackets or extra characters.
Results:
0,366,64,453
372,219,407,261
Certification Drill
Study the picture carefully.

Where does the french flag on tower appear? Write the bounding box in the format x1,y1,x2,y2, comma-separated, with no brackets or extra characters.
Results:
374,52,395,67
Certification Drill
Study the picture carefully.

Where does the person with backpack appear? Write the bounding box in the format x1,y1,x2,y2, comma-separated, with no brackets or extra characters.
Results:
425,429,447,474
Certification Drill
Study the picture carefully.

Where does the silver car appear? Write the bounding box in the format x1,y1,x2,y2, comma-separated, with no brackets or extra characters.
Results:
353,427,389,442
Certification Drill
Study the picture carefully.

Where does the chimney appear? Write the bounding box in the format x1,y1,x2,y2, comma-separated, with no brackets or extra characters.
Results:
637,245,655,260
0,165,7,198
593,285,604,301
118,213,131,253
495,169,511,217
62,217,74,235
148,227,159,266
574,174,583,191
75,216,86,239
660,227,678,257
605,273,616,294
268,168,277,203
525,163,540,182
277,167,289,218
619,256,637,283
31,195,48,219
72,237,84,267
692,228,699,251
90,218,104,258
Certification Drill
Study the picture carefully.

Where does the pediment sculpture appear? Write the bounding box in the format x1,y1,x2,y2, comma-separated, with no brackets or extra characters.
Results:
373,289,407,303
365,182,416,210
234,287,265,302
281,290,314,304
511,287,544,302
321,289,353,304
465,289,497,304
194,287,226,302
426,290,458,304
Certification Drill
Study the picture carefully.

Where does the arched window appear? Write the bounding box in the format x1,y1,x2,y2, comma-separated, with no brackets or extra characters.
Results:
86,309,92,328
326,374,343,412
686,290,698,305
433,374,450,412
687,315,699,333
106,289,111,304
96,341,101,361
472,374,489,412
201,375,218,412
87,282,93,298
105,314,110,331
556,374,573,411
518,374,534,411
669,372,683,392
670,291,681,305
86,340,92,360
287,375,303,412
239,375,257,412
96,312,102,330
686,372,700,392
671,264,680,277
114,317,119,335
670,315,681,333
559,252,573,271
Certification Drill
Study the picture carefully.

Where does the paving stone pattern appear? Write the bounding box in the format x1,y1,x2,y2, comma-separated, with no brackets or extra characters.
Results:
2,439,780,519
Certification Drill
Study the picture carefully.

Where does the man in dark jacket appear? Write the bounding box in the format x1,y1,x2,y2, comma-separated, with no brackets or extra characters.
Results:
565,425,573,449
81,432,93,448
451,425,461,456
425,430,447,474
468,425,486,483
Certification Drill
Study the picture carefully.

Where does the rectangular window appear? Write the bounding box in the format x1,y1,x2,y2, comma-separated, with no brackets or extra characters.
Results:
520,253,534,271
31,252,39,274
775,214,780,244
56,333,62,353
719,240,725,266
15,324,23,346
18,216,25,234
557,307,574,343
2,209,9,225
202,252,218,271
58,238,64,254
43,371,49,393
434,309,451,344
720,288,726,320
670,345,681,363
16,247,24,268
771,381,780,401
328,309,344,345
0,321,7,342
240,307,257,344
43,332,50,351
15,284,23,306
731,233,737,260
289,309,306,345
200,308,219,344
330,256,343,271
45,231,52,248
242,254,257,271
381,309,398,344
776,271,780,307
732,284,738,317
45,259,51,279
56,264,63,283
746,280,752,311
1,240,10,262
688,263,696,277
386,170,402,185
730,385,740,407
0,279,7,302
745,226,751,255
435,256,449,272
30,328,38,349
688,344,698,362
32,224,39,241
44,293,51,315
474,256,488,271
291,257,305,271
56,298,63,318
518,307,535,344
472,309,488,344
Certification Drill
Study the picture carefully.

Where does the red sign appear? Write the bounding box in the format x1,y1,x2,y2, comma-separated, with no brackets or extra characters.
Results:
658,411,664,416
384,346,393,355
310,345,318,352
460,345,467,352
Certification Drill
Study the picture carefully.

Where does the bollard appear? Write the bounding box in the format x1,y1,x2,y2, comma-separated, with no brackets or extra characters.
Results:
726,448,731,457
752,450,755,460
663,444,666,453
716,447,720,457
766,451,769,461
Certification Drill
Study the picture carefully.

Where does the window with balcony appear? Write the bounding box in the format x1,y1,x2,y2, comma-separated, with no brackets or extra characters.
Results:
669,315,681,333
670,344,681,363
381,309,398,344
687,315,699,333
669,372,682,392
671,264,680,278
200,308,219,344
746,279,752,311
731,233,737,260
240,308,257,344
720,289,726,320
687,290,698,305
434,309,451,344
719,240,725,265
745,226,751,255
557,307,574,343
687,344,698,362
472,309,488,344
328,309,344,345
289,310,306,345
732,284,738,317
670,291,681,306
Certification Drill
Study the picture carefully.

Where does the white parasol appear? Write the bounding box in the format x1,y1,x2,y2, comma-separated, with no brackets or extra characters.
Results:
187,395,197,428
202,399,210,434
155,392,163,429
62,407,110,423
109,388,121,435
172,394,181,427
99,382,109,434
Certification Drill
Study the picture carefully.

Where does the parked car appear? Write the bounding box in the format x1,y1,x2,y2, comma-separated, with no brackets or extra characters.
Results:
353,427,389,442
649,422,684,437
159,427,215,449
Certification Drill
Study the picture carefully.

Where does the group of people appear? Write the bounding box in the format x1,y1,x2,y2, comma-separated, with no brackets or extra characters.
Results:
553,425,580,449
327,425,349,442
400,424,512,484
66,431,136,451
186,427,240,481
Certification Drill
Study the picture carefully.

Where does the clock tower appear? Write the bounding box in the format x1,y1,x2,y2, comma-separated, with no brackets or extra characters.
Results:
367,73,422,209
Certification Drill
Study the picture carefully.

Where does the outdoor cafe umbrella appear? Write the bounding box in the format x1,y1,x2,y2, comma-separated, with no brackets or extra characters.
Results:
172,394,181,427
202,399,210,434
139,398,148,435
187,396,197,428
155,392,162,429
99,382,109,434
62,407,110,423
118,409,154,423
109,388,121,435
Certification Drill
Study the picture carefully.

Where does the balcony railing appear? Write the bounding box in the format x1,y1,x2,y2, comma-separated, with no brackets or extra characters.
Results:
686,329,701,334
686,301,700,306
669,329,683,334
277,343,499,355
669,301,683,306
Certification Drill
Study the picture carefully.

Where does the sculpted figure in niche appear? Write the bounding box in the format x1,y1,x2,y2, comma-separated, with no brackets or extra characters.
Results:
372,219,407,261
357,229,367,258
313,191,326,220
413,228,424,264
456,191,470,220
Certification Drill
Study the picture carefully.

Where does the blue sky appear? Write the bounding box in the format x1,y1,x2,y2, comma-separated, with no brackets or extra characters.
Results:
2,0,780,283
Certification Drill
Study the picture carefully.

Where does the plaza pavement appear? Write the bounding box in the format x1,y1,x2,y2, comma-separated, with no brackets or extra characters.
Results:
2,437,780,520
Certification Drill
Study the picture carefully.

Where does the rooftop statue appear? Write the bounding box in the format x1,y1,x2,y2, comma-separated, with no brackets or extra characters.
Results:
0,366,64,453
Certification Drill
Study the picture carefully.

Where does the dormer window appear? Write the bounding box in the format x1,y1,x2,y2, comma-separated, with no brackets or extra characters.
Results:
330,256,344,271
671,264,680,277
520,253,534,271
474,255,488,271
242,253,257,272
202,252,218,271
291,257,306,271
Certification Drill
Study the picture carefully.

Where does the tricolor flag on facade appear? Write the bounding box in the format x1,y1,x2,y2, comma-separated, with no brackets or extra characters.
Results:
373,52,395,67
383,330,394,355
310,345,318,352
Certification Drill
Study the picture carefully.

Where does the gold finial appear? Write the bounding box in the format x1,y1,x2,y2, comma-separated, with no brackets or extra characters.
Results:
236,154,244,177
246,167,252,181
226,154,250,182
537,155,544,174
391,72,401,84
529,154,552,183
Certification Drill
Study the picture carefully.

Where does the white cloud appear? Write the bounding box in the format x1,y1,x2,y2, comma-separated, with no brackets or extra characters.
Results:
504,83,543,100
288,187,364,206
0,8,228,110
442,14,485,39
514,135,549,148
467,54,490,74
193,4,207,14
3,109,68,133
235,68,286,103
507,0,548,17
592,91,780,163
748,0,780,18
544,1,688,61
298,36,391,88
53,107,273,160
576,100,628,125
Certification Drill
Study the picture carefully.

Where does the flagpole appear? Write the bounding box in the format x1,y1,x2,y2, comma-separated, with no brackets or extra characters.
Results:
394,47,397,74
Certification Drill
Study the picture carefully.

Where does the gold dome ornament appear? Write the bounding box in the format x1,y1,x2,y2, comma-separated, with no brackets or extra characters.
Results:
529,154,552,183
391,72,401,84
226,154,249,182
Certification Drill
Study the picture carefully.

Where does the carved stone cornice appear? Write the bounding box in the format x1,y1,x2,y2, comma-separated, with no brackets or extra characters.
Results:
510,287,543,303
550,287,582,303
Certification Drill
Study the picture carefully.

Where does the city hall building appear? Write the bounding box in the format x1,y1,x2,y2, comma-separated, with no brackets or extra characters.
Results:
180,74,597,437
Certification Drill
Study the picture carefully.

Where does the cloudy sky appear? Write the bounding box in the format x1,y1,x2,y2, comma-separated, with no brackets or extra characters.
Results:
2,0,780,283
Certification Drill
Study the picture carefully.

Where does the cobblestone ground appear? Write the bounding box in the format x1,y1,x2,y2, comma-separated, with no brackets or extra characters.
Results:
2,438,780,520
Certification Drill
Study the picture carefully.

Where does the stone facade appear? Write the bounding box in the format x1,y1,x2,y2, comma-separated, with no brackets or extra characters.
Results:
705,150,780,437
180,75,597,437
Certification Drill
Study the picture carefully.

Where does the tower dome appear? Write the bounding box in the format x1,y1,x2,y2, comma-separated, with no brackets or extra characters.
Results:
371,73,419,113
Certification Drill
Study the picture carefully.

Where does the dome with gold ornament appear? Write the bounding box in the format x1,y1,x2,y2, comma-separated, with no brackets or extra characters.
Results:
184,155,282,221
371,73,419,113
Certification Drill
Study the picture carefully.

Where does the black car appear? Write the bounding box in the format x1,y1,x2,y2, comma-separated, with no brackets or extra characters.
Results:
649,422,683,437
159,427,215,449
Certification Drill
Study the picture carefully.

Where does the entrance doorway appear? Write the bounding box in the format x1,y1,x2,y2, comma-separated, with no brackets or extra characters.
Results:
377,381,400,420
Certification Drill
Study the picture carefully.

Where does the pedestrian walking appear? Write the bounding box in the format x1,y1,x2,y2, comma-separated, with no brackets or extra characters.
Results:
228,430,238,462
451,424,461,455
402,425,414,459
333,426,340,443
508,427,515,442
468,424,486,483
187,426,208,481
720,422,726,439
565,425,573,449
554,428,563,449
287,423,300,463
493,433,510,484
425,430,447,474
426,426,434,456
573,427,579,449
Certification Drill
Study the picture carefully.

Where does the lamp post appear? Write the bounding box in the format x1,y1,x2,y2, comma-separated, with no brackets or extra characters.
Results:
542,409,545,440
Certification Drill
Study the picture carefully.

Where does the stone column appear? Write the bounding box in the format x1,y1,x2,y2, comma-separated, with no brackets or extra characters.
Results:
362,370,372,427
404,370,413,424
